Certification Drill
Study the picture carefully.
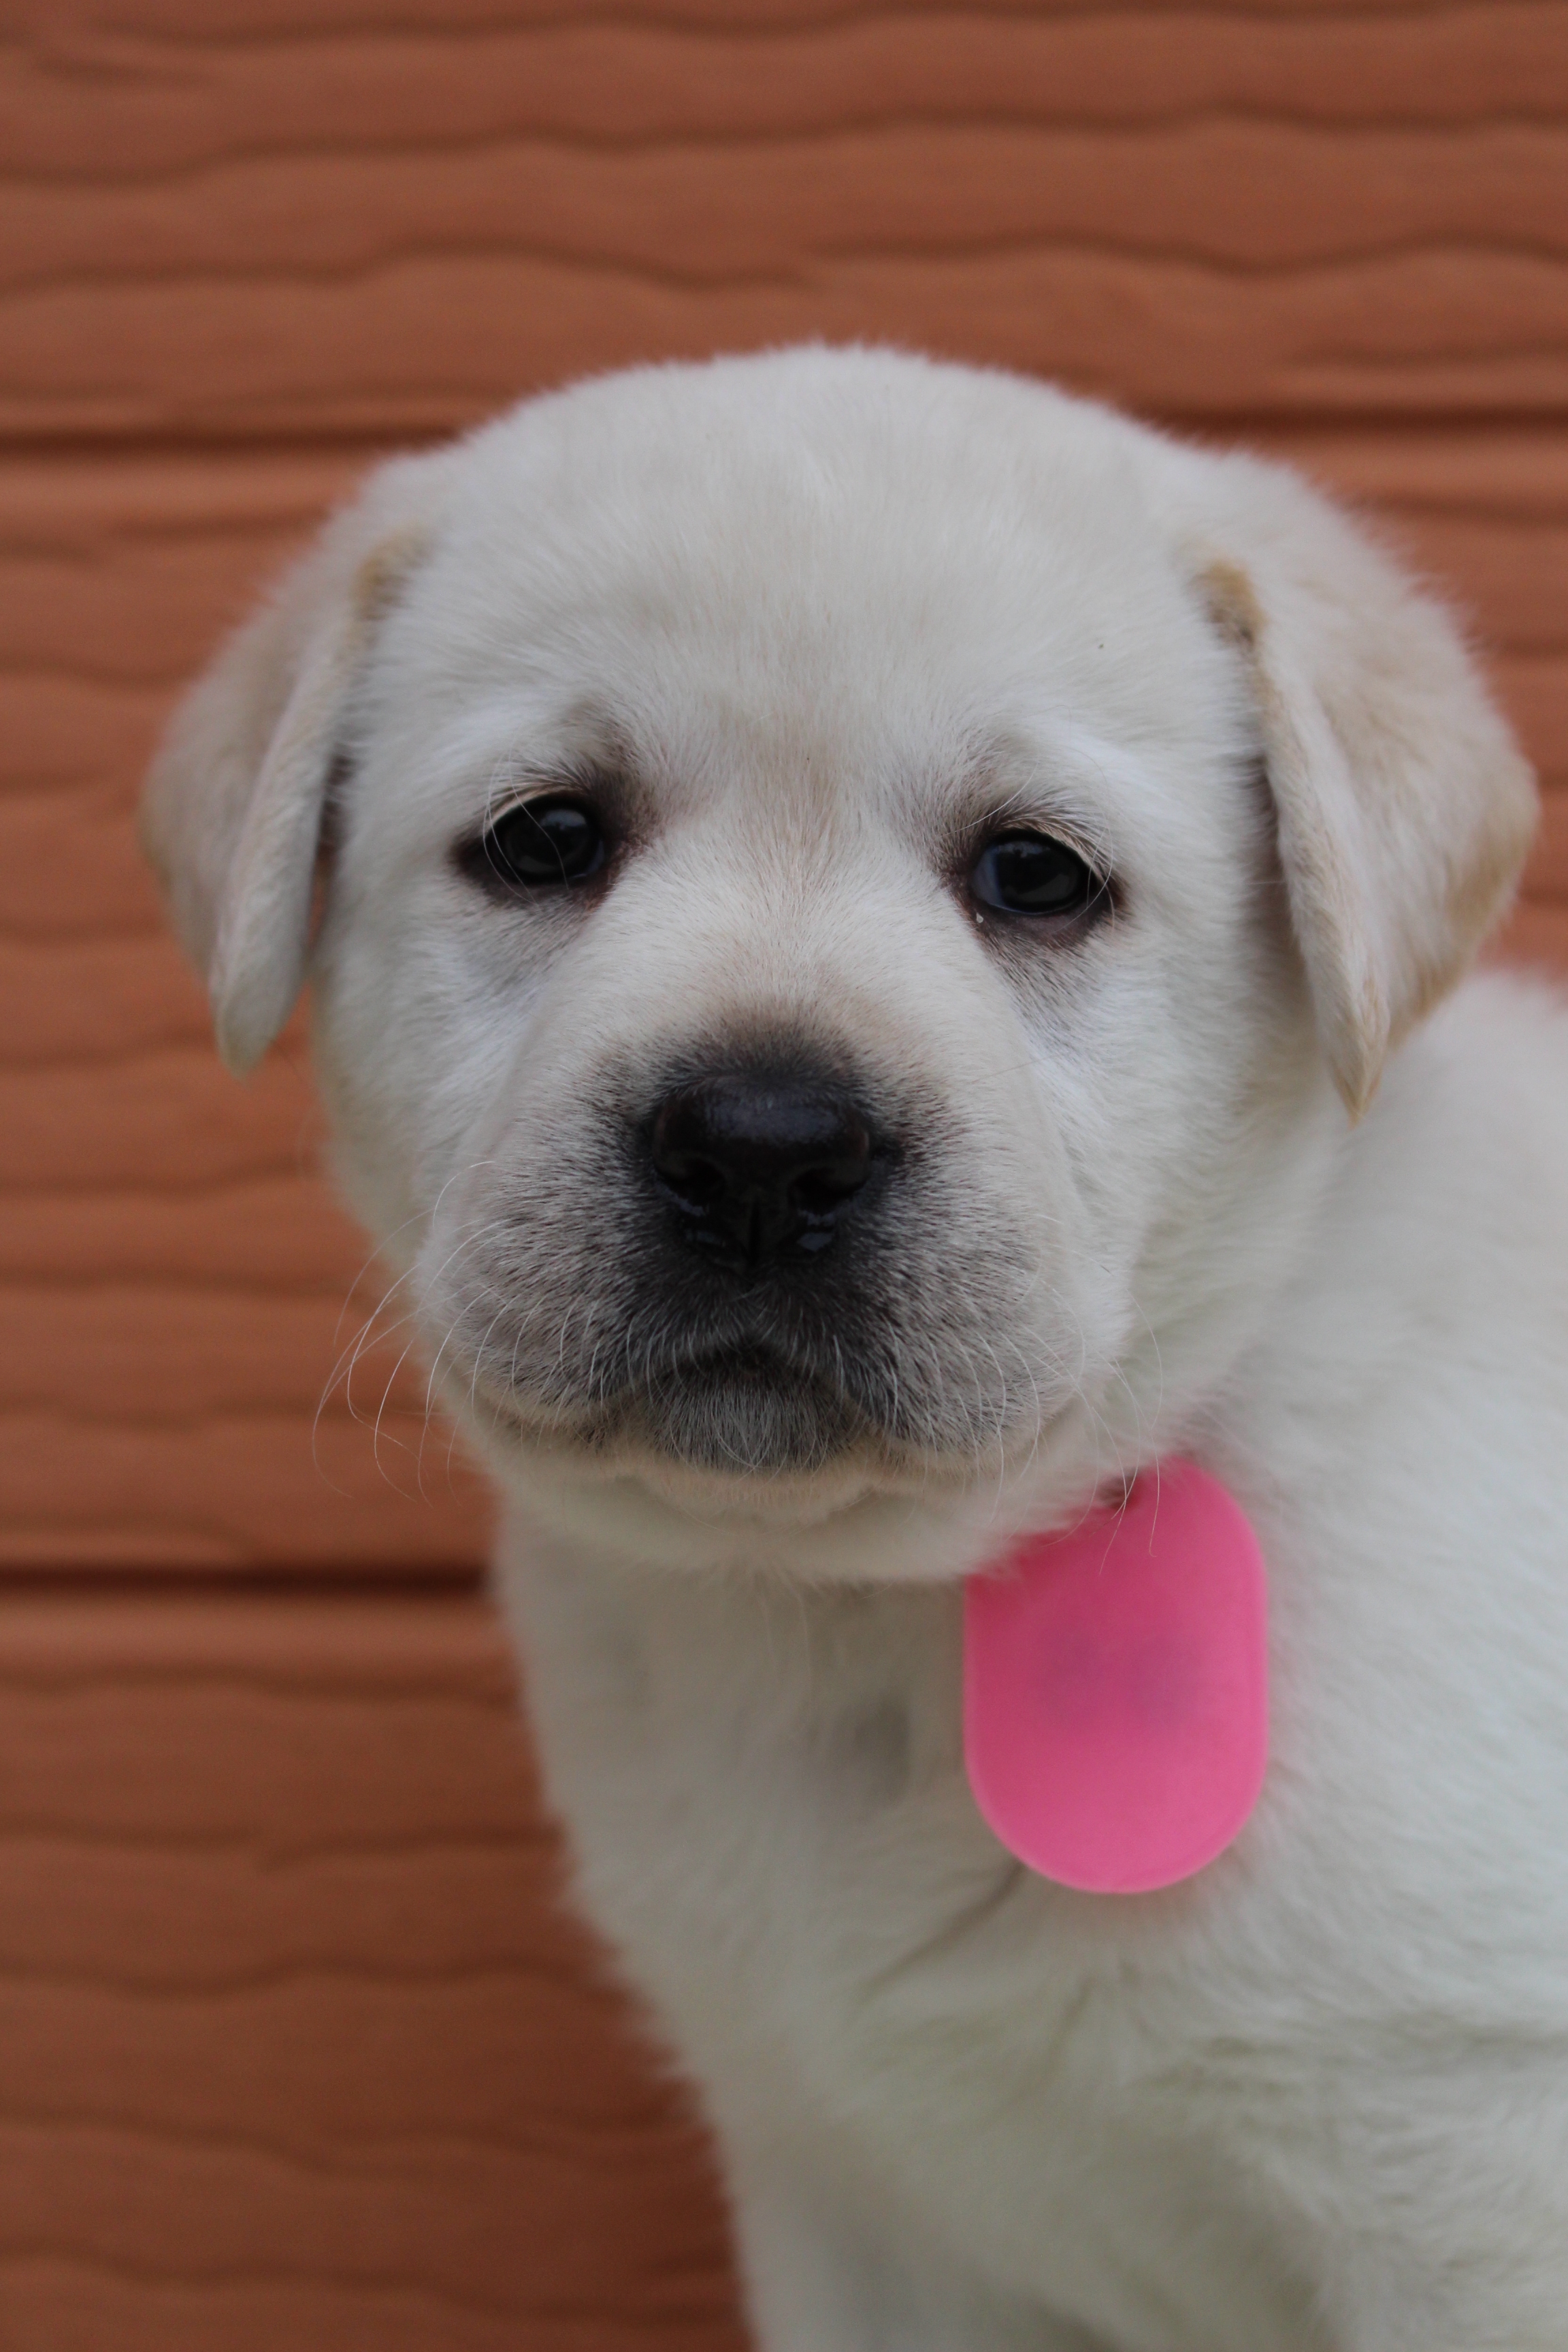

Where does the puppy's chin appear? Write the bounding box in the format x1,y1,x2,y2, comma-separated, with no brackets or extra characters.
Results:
446,1352,975,1553
614,1349,864,1479
451,1348,1120,1582
489,1431,983,1579
478,1403,1113,1586
435,1323,1109,1577
469,1348,889,1502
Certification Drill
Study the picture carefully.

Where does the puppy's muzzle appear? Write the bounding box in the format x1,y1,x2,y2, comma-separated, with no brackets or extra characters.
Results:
649,1072,876,1275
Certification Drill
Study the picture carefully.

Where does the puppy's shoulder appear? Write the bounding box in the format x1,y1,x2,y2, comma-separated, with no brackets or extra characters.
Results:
1227,963,1568,1558
1340,966,1568,1277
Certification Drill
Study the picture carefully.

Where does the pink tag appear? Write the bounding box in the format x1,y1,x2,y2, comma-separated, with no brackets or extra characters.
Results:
963,1460,1268,1894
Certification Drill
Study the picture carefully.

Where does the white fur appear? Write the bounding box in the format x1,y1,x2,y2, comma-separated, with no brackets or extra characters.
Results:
144,350,1566,2350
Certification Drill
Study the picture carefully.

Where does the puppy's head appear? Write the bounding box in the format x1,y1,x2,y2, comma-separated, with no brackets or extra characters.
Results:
144,351,1534,1575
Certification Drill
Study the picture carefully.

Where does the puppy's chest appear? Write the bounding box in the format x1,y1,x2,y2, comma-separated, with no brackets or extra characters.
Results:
512,1556,996,1990
502,1544,1331,2349
503,1550,1234,2146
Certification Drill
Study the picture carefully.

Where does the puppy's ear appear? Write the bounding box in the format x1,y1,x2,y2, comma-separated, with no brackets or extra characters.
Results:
1174,453,1535,1117
142,453,448,1073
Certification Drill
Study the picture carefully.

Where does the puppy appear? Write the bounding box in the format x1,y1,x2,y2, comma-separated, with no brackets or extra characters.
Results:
144,348,1568,2351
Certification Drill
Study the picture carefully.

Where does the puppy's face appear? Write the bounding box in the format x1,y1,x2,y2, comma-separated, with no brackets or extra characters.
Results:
314,367,1307,1553
145,353,1534,1576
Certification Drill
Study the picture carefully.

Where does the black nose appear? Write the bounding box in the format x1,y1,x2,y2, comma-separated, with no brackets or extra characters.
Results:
649,1074,875,1272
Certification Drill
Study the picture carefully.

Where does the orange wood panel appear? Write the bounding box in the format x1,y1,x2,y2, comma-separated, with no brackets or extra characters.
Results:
0,1586,745,2352
0,448,489,1570
6,4,1568,439
4,5,1568,2342
13,1,1568,170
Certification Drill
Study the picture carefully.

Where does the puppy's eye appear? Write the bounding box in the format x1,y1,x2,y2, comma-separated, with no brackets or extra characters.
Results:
969,831,1103,919
474,796,606,889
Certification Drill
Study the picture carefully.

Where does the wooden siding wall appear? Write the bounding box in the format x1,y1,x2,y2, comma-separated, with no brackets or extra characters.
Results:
3,4,1567,2345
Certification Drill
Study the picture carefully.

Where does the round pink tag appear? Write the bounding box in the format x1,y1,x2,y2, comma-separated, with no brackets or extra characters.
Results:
962,1460,1269,1894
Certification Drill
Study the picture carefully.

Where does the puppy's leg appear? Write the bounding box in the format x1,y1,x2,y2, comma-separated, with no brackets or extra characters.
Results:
726,2145,1108,2352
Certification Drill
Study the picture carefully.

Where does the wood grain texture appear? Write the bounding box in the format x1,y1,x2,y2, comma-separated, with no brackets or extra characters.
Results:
0,1587,745,2351
6,4,1568,437
0,448,491,1570
5,12,1568,2342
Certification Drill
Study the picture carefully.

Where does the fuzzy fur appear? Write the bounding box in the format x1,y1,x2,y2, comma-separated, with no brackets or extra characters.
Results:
144,349,1566,2351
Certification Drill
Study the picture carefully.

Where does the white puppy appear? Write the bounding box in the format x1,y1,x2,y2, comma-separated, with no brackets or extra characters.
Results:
144,348,1568,2351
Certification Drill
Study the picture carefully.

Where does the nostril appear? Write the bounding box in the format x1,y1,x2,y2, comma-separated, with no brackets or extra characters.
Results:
673,1158,727,1211
792,1143,870,1216
649,1096,729,1210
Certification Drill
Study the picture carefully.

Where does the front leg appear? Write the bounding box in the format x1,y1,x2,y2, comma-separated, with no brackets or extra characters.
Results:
726,2142,1111,2352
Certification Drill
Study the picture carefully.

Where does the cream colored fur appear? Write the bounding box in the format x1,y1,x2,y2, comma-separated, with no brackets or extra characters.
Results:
145,350,1567,2352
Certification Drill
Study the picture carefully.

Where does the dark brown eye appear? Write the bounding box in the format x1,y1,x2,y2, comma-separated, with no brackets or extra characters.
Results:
970,831,1103,918
472,796,605,889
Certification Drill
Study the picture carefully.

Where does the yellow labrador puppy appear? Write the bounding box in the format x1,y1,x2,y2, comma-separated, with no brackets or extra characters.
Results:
145,349,1568,2352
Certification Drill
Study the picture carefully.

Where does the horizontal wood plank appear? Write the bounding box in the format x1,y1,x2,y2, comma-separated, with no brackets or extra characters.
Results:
12,5,1568,177
6,6,1568,436
0,1587,744,2351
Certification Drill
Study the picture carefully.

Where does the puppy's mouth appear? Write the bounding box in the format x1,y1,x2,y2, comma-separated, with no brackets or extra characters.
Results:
592,1334,866,1476
472,1325,871,1477
679,1340,806,1384
432,1116,1047,1482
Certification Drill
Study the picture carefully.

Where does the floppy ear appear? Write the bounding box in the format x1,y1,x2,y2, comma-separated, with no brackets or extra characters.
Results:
141,453,449,1074
1171,451,1536,1117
